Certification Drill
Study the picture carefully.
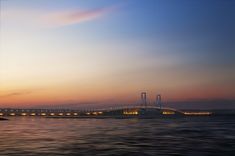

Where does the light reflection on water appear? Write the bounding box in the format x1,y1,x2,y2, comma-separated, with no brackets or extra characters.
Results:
0,117,235,156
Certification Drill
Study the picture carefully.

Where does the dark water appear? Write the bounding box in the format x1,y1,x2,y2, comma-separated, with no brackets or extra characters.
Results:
1,117,235,156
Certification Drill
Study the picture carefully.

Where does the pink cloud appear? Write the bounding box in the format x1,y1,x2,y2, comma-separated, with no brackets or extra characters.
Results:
40,6,118,27
2,4,121,28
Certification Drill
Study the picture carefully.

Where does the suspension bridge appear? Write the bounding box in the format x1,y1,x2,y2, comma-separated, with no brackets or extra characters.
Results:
0,93,212,118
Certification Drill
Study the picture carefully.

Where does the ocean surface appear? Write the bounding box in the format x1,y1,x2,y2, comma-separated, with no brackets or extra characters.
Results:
0,116,235,156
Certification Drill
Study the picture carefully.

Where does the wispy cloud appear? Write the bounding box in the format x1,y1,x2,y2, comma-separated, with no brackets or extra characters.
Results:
2,5,119,28
41,6,119,27
0,90,33,98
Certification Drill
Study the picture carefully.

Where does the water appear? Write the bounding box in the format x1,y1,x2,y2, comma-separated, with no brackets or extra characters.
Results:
1,116,235,156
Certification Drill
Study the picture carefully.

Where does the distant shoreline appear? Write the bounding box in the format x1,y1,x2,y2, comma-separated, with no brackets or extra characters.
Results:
0,117,8,120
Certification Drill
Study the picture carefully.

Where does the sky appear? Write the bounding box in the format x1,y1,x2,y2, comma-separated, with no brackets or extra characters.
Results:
0,0,235,108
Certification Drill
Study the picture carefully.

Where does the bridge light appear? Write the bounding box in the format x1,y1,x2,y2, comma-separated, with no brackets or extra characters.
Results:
0,113,4,116
98,112,103,115
92,112,98,115
73,113,78,116
21,113,27,116
162,111,175,115
66,113,71,116
86,112,90,115
10,113,15,116
183,112,212,116
41,113,46,116
123,110,138,115
50,113,55,116
58,113,64,116
30,113,36,116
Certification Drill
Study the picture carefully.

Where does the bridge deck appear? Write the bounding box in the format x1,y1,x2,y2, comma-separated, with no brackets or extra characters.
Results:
0,106,185,117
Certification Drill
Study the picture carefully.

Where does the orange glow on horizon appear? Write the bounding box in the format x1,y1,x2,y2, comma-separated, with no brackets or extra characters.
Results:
0,84,234,108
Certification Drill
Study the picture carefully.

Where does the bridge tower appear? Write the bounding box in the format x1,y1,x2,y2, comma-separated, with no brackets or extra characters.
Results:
156,94,162,109
141,92,147,108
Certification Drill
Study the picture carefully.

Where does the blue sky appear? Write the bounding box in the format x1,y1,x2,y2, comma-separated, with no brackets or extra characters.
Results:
0,0,235,107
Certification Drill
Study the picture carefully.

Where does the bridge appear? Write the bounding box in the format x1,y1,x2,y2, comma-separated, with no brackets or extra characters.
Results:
0,93,212,117
0,105,186,117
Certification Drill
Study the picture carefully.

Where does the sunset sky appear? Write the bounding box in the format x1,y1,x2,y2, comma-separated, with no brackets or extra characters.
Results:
0,0,235,108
